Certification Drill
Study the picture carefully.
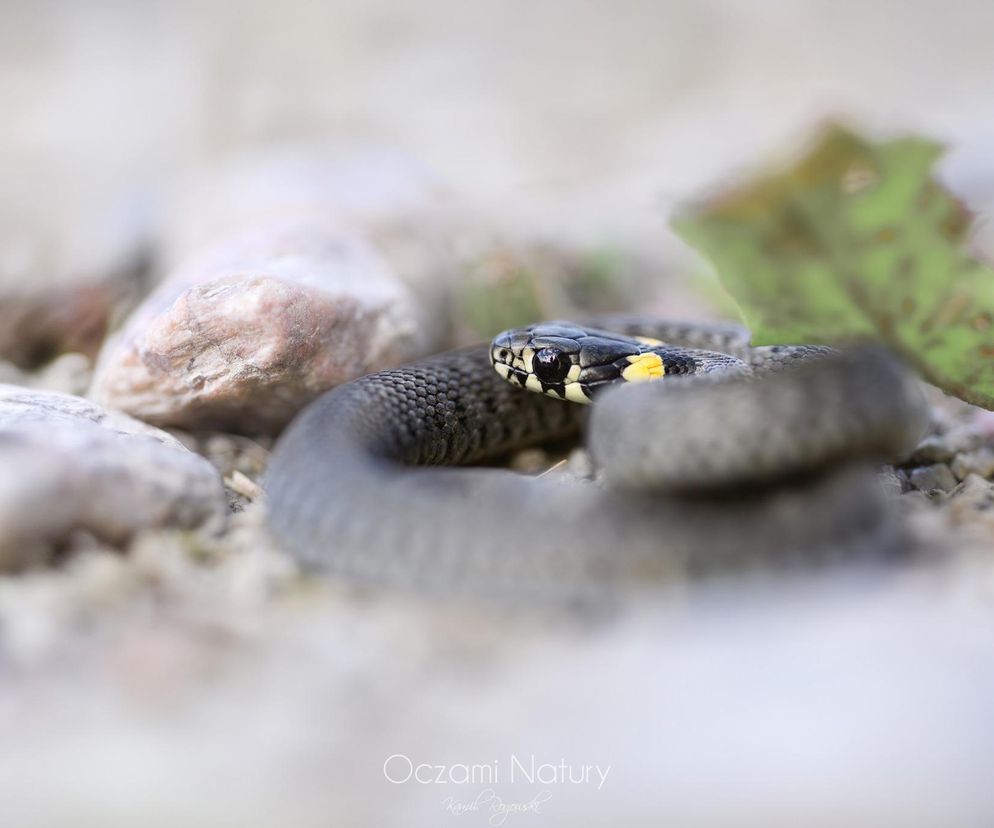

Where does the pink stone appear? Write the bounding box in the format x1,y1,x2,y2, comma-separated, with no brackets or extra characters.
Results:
92,214,425,432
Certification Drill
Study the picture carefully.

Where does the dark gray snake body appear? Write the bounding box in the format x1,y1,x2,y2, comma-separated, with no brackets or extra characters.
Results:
265,317,929,602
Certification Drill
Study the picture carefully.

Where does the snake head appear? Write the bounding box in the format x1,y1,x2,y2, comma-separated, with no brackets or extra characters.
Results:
490,321,669,404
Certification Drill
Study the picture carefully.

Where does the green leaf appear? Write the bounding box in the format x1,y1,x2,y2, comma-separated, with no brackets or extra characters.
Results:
673,123,994,409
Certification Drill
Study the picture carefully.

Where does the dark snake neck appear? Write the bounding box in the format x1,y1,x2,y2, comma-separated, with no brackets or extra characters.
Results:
297,346,586,467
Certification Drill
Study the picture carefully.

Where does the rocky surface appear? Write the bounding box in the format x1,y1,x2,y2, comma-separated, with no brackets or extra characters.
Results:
91,214,427,433
0,385,226,570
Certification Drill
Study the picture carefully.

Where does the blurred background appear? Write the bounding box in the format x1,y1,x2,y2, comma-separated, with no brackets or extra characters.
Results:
3,2,994,826
5,0,994,269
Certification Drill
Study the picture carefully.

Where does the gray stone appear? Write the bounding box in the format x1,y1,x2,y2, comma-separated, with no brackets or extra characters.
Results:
908,463,959,494
911,426,987,467
91,214,426,433
0,385,226,570
942,473,994,525
908,434,957,465
949,473,994,512
877,466,908,497
950,448,994,481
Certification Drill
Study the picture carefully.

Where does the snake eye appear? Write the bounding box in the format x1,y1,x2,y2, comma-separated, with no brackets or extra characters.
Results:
533,347,571,383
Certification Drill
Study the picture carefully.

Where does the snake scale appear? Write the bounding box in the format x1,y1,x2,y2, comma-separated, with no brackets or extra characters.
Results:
265,316,929,603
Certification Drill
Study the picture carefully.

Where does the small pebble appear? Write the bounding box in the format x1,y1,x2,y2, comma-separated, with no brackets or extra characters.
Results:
950,472,994,505
908,463,959,495
909,434,956,465
509,448,552,473
225,470,264,502
877,466,908,497
945,473,994,523
950,448,994,481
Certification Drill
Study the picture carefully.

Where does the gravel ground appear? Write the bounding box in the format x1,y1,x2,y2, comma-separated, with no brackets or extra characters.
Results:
2,355,993,826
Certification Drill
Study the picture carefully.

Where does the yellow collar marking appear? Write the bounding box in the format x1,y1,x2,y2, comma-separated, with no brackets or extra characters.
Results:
621,353,665,382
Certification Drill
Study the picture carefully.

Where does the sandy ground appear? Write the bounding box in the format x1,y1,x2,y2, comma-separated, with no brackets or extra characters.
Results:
3,1,994,825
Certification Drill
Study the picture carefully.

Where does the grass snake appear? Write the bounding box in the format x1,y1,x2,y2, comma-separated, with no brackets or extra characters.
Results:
265,316,929,603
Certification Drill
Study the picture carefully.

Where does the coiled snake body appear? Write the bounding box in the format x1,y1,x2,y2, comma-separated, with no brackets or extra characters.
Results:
265,317,928,602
